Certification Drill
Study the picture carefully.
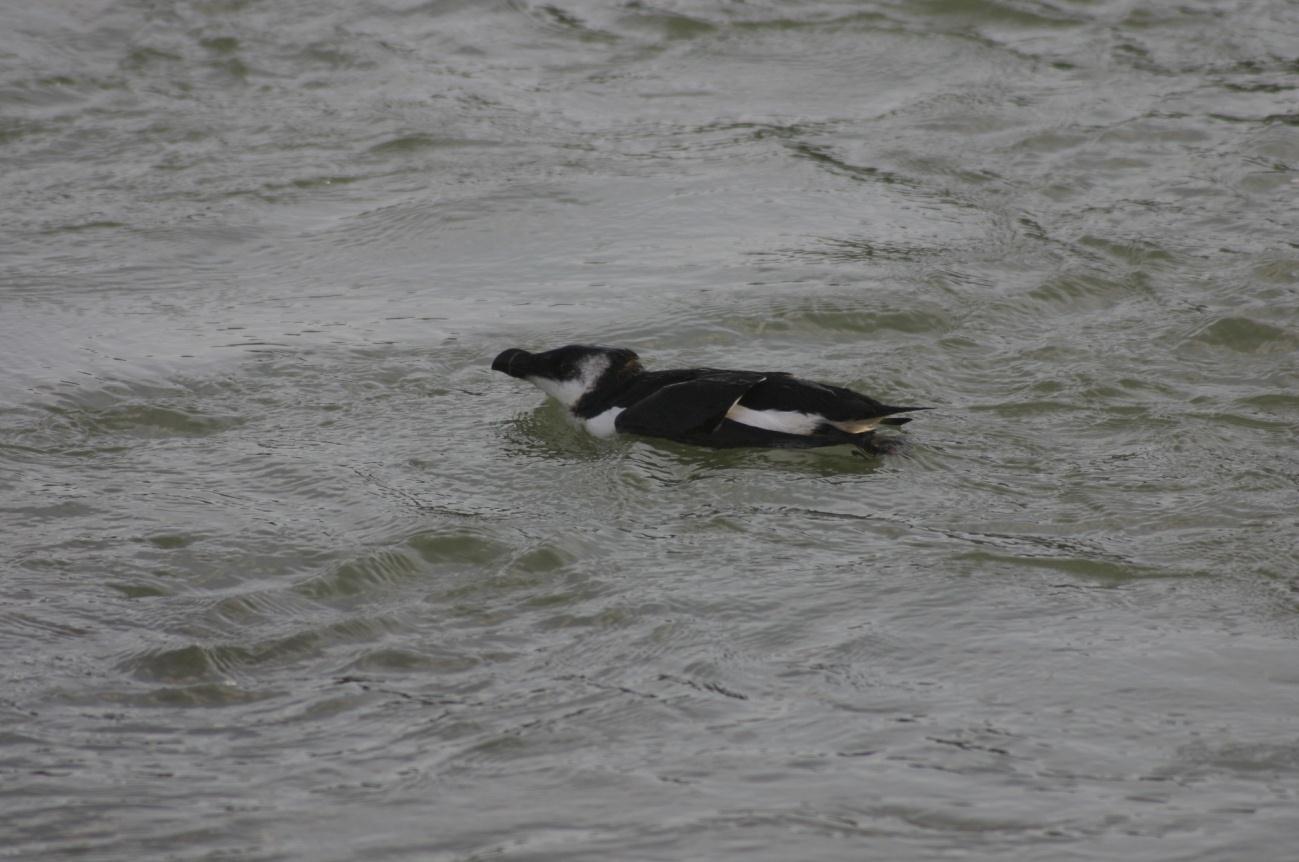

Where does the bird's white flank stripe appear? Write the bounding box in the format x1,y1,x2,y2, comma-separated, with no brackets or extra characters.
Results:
583,406,625,438
726,405,821,436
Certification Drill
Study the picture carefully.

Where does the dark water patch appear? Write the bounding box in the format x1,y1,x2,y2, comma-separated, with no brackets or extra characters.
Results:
123,616,402,684
342,646,481,675
711,302,952,340
503,402,621,462
1251,257,1299,283
198,36,240,55
1167,739,1299,778
0,75,124,109
787,140,919,189
209,587,325,629
519,3,622,43
1237,391,1299,414
407,528,516,567
110,683,273,709
782,236,947,263
905,0,1083,30
77,403,244,438
434,543,594,607
534,605,631,631
1186,409,1298,432
123,643,258,684
1025,272,1155,311
1187,317,1298,353
293,549,426,601
956,550,1153,584
7,377,254,451
0,500,101,524
622,10,719,41
286,173,361,189
106,582,173,599
367,134,500,155
141,533,199,549
0,610,93,643
45,219,128,233
120,46,186,71
724,9,893,34
1075,235,1178,268
967,398,1087,418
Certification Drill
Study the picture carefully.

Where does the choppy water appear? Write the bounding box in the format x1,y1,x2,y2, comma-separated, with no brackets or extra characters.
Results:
3,1,1298,859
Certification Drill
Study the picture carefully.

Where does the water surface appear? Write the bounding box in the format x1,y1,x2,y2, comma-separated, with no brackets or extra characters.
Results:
2,1,1297,859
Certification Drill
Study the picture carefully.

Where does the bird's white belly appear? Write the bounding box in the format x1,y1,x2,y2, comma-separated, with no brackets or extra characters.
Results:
725,405,821,435
583,406,625,437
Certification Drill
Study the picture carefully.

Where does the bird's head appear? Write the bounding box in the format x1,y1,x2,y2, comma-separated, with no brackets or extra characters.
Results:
491,344,641,408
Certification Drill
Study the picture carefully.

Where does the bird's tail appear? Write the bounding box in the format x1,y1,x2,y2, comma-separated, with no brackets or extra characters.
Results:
878,404,931,419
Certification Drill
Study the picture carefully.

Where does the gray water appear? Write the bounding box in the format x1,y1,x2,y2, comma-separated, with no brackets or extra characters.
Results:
3,1,1298,859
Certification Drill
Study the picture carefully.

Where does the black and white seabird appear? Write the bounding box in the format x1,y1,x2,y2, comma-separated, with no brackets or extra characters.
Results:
492,345,927,452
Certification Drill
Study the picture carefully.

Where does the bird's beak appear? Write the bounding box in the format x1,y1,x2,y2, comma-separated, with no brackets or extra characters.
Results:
491,348,531,378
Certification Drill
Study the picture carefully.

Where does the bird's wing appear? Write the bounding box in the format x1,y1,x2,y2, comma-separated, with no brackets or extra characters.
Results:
614,372,766,438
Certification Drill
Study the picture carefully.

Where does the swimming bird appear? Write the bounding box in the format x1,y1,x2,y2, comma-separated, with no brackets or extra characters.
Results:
492,345,927,452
